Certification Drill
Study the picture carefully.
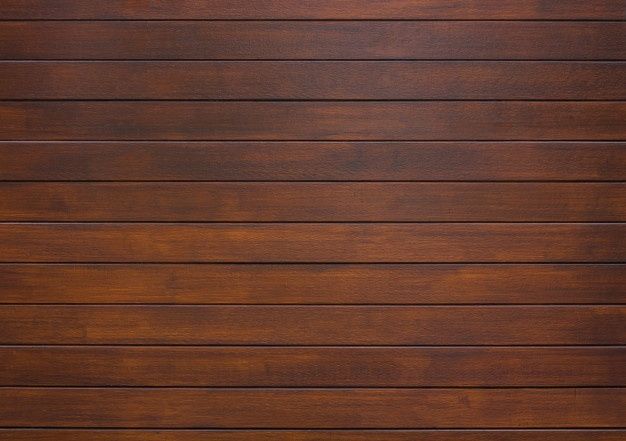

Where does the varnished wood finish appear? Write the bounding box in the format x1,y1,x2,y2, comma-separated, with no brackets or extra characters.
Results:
2,0,624,435
1,102,625,141
2,183,625,221
1,430,625,441
1,388,625,428
1,306,623,345
2,1,625,19
1,142,624,181
2,430,626,441
2,22,625,60
2,346,624,386
2,62,625,100
0,223,623,262
2,263,623,304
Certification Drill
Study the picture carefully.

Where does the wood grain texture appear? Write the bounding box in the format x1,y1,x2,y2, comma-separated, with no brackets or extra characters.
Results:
0,223,623,263
6,431,626,441
1,430,625,441
1,0,625,19
1,388,625,428
1,264,624,304
1,102,625,141
1,306,623,345
2,62,625,100
2,22,624,60
1,142,624,181
2,346,624,386
2,183,625,221
3,0,625,436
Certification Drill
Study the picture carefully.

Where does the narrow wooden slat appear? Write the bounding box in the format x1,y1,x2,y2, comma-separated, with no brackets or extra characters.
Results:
1,142,624,181
1,431,625,441
1,264,624,304
1,22,624,60
0,306,623,344
2,183,625,221
1,0,625,19
2,62,625,100
1,388,625,428
1,102,625,141
0,224,623,263
2,347,624,386
0,433,619,441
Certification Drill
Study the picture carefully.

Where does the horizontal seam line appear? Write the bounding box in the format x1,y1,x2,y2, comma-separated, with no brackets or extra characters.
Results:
2,303,625,306
3,99,626,102
2,19,626,22
3,59,625,62
1,140,624,143
0,344,624,347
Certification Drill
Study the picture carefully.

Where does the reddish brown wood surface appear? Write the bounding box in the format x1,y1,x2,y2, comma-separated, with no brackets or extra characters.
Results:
2,263,623,304
2,430,626,441
1,142,624,181
2,102,624,141
1,388,625,428
1,1,624,435
2,1,625,19
2,183,625,221
0,430,624,441
1,223,623,263
2,22,624,60
2,346,623,386
1,306,623,345
2,62,625,100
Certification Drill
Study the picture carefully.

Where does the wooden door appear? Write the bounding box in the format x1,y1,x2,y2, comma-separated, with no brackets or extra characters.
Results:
0,1,625,439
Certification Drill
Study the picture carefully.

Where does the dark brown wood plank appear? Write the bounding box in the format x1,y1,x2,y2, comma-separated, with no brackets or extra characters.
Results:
2,62,625,100
0,223,623,263
2,347,624,386
1,430,624,441
1,264,624,304
1,388,625,428
1,22,624,60
2,183,625,221
1,142,624,181
1,102,625,141
0,306,623,344
2,431,626,441
1,1,625,19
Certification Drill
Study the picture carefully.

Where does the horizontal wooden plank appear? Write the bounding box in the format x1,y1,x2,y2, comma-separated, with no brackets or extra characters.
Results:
1,264,624,304
1,22,624,60
2,347,624,386
2,1,625,19
2,183,625,222
0,306,623,344
1,388,625,428
1,142,624,181
1,431,625,441
2,62,625,100
0,224,623,263
1,102,625,141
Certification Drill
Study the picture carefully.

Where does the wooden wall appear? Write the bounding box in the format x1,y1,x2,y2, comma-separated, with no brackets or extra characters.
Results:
0,1,625,439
